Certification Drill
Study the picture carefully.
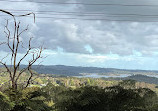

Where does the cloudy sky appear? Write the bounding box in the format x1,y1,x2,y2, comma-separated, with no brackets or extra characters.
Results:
1,0,158,70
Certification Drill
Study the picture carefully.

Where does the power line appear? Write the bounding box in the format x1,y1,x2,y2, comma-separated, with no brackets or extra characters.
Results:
1,9,158,22
0,0,158,7
3,9,158,17
1,14,158,22
10,12,158,19
35,17,158,22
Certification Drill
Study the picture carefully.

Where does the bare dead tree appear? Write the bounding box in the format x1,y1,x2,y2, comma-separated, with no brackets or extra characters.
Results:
0,9,43,89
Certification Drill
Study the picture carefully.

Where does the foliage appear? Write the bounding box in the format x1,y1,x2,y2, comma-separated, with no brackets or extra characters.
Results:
0,70,158,111
4,87,52,111
53,85,158,111
41,82,69,104
118,79,136,89
0,91,14,111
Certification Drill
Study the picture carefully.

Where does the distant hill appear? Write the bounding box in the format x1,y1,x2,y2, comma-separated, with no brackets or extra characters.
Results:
29,65,158,77
1,65,158,85
125,74,158,84
31,65,82,76
1,65,158,77
105,74,158,85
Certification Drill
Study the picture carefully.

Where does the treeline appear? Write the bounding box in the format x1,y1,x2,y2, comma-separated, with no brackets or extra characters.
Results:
1,73,158,94
103,74,158,85
8,65,158,77
0,80,158,111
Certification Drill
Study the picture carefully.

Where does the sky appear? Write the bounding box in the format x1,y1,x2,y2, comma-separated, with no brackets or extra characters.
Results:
1,0,158,70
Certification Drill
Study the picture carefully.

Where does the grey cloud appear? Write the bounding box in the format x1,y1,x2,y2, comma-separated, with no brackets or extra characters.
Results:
1,0,158,56
77,0,158,21
33,18,158,55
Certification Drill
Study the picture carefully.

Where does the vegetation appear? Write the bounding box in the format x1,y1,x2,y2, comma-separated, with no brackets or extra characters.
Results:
0,72,158,111
0,10,157,111
105,74,158,85
53,86,158,111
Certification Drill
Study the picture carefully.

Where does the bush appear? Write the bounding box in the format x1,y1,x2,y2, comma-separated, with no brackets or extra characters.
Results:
0,91,13,111
54,85,158,111
4,87,52,111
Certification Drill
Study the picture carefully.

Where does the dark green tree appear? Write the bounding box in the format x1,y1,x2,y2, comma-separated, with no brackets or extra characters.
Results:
0,91,13,111
54,85,158,111
5,87,52,111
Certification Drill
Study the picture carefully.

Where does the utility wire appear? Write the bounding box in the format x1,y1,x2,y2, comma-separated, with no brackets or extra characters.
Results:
1,14,158,22
10,11,158,18
1,9,158,22
3,9,158,17
0,0,158,7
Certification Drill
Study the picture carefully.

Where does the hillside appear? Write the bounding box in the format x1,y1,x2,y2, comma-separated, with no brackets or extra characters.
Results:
105,74,158,85
1,65,158,77
125,74,158,84
31,65,158,77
